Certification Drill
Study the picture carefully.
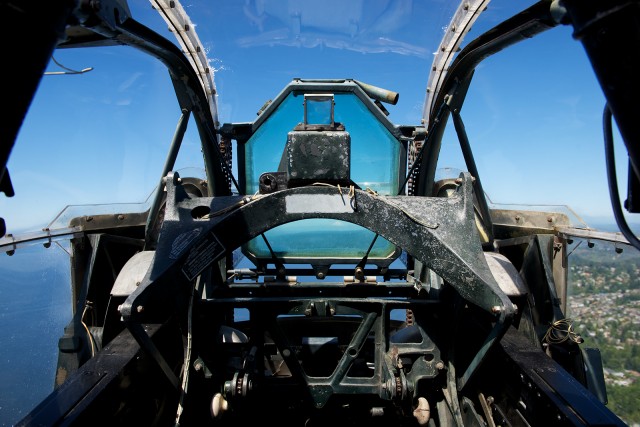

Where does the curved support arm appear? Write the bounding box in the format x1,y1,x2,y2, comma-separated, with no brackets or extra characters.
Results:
121,172,514,324
120,170,516,397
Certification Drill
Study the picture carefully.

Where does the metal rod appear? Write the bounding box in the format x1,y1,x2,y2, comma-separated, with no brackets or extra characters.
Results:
330,311,377,386
451,109,494,245
126,321,181,391
145,109,191,248
458,309,509,391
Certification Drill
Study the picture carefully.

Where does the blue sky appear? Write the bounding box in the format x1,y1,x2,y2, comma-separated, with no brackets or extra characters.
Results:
1,0,637,233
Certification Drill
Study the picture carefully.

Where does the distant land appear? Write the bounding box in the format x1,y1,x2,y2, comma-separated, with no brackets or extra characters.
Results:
579,215,640,237
567,239,640,424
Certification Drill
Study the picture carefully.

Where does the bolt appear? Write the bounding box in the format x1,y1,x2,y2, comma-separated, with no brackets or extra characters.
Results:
86,216,93,222
117,214,125,220
491,306,502,314
547,216,553,223
435,361,445,370
515,215,520,221
136,305,144,313
329,308,336,315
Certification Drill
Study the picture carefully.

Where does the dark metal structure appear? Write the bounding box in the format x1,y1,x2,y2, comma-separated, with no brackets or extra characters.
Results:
1,0,637,425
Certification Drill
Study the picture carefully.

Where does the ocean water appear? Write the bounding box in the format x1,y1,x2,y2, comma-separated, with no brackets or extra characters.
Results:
0,244,72,426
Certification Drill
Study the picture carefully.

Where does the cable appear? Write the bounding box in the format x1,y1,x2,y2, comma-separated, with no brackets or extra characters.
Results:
175,276,200,426
45,56,93,75
603,103,640,251
399,99,450,195
81,304,97,357
543,318,583,345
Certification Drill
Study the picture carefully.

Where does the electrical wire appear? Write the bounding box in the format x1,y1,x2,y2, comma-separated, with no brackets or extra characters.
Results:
603,103,640,251
81,304,97,357
45,56,93,75
399,99,450,195
543,318,583,345
175,276,200,426
201,192,262,220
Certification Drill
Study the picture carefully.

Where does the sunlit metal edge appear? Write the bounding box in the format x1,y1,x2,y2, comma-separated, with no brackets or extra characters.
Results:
555,226,631,246
150,0,220,126
422,0,491,127
0,226,84,254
